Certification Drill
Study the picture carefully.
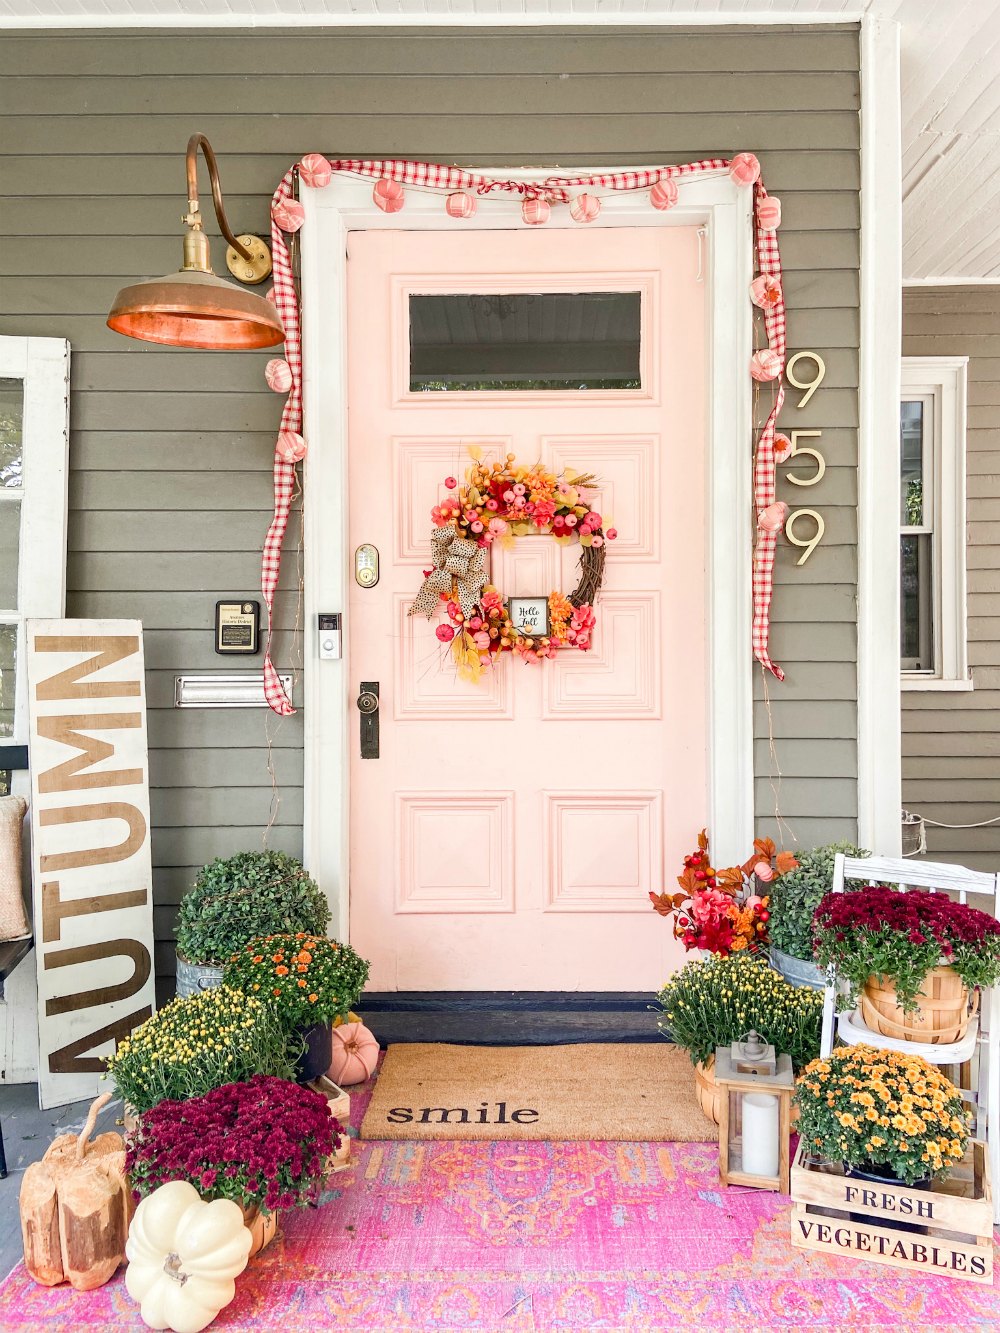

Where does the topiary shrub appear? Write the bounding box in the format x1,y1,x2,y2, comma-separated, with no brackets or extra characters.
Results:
175,851,331,966
767,842,868,962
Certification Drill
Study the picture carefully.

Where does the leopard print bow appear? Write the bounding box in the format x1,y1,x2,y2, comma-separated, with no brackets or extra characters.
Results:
409,525,488,619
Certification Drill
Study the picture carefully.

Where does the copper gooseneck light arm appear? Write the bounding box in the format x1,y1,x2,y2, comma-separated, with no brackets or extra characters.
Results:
181,133,254,272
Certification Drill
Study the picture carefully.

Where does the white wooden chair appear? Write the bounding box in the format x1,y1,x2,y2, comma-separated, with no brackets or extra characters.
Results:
819,853,1000,1222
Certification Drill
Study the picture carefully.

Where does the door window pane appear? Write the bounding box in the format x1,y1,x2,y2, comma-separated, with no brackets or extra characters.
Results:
0,378,23,489
0,623,15,738
901,533,933,670
900,399,924,525
409,292,641,391
0,503,19,607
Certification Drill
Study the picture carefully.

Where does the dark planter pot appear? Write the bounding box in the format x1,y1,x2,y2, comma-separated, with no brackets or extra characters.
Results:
845,1161,932,1234
294,1020,333,1084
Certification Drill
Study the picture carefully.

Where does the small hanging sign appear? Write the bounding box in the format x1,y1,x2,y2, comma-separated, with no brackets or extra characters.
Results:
508,598,550,639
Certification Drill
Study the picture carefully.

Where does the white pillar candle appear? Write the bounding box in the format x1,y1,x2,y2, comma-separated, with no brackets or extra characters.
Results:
741,1092,780,1178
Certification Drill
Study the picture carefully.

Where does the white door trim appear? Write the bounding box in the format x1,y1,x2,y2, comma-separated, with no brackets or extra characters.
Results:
299,171,754,939
857,14,903,855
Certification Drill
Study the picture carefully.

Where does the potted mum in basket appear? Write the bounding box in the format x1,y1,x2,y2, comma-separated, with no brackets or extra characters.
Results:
794,1044,971,1189
175,851,331,997
105,985,294,1119
224,933,371,1082
812,886,1000,1044
126,1074,341,1257
656,952,824,1123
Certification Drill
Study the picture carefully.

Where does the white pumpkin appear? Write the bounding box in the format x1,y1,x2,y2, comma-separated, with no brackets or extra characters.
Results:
125,1181,253,1333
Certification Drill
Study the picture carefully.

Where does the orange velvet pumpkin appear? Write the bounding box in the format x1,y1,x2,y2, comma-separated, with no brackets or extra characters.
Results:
327,1022,379,1086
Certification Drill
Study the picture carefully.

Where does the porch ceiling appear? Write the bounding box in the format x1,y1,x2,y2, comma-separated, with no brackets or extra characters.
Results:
0,1,997,281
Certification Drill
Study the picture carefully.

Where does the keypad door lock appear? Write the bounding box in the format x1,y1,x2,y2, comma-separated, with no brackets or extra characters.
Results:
356,681,379,759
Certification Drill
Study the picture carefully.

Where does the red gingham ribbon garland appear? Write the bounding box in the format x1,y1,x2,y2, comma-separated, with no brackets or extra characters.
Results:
751,181,787,682
260,156,787,714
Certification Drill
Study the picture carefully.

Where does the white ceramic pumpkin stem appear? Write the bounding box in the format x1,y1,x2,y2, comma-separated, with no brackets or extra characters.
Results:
76,1092,112,1161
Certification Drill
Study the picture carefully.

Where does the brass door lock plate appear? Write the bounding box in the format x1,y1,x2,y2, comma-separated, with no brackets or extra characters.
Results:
354,544,379,588
225,233,273,285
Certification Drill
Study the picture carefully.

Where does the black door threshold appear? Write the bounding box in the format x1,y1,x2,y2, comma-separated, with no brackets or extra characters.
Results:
360,991,661,1046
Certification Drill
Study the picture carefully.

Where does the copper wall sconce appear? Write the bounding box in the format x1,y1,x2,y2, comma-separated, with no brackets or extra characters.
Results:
107,134,285,351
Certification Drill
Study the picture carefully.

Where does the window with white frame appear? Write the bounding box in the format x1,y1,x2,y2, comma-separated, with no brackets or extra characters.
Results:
899,356,969,689
0,336,71,798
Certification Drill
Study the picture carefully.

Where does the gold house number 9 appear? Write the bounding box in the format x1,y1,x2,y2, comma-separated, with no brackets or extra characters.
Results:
783,351,827,564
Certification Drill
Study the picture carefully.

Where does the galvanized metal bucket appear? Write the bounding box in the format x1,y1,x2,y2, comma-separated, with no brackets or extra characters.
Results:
768,944,826,992
175,955,225,999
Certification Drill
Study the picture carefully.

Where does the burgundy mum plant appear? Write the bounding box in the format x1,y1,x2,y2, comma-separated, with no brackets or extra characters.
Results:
126,1074,341,1215
812,885,1000,1013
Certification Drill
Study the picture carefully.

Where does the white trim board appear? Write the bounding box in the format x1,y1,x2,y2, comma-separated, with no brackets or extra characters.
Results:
856,13,902,856
298,170,754,942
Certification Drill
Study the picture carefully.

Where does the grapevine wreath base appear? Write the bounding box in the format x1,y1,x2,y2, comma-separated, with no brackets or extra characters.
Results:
409,449,618,683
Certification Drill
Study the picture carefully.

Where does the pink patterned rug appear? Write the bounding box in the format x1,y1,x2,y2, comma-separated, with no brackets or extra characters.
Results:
2,1059,998,1331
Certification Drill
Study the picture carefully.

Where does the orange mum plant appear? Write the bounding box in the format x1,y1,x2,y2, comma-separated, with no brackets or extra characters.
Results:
223,932,370,1028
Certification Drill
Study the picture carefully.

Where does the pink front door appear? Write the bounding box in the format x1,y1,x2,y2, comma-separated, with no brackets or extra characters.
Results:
346,226,706,991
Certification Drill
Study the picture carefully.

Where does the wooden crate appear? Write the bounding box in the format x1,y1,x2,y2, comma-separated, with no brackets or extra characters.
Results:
307,1074,351,1125
790,1140,993,1284
307,1076,353,1173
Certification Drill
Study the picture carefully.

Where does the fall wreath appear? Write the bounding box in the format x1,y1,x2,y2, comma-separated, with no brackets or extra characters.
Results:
409,448,617,682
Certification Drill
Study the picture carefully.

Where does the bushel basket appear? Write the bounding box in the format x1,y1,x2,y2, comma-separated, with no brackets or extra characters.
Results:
860,965,977,1045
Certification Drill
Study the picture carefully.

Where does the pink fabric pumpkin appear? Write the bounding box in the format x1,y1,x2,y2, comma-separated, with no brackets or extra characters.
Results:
446,191,477,219
271,197,305,233
328,1022,379,1086
373,178,405,213
299,153,333,189
750,348,782,382
276,430,307,464
729,152,761,187
649,178,678,211
521,197,550,226
570,193,601,223
773,433,793,464
749,274,782,309
757,194,782,230
265,358,293,393
757,501,789,535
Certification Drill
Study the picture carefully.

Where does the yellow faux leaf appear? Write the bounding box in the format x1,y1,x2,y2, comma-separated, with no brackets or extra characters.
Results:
511,522,534,536
467,444,483,461
499,532,515,549
579,532,593,547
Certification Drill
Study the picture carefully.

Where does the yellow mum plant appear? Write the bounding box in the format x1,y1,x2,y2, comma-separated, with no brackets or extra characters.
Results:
104,985,293,1115
794,1043,972,1186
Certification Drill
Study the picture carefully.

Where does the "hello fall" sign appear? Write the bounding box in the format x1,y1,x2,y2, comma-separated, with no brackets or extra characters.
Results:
27,622,156,1109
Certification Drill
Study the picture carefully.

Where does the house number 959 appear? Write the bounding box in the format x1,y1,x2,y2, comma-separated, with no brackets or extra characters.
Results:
782,351,827,564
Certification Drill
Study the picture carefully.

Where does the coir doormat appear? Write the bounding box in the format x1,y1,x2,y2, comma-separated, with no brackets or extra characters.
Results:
360,1042,716,1142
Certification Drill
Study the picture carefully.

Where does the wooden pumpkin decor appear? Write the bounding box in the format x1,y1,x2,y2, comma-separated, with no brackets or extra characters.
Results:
20,1092,132,1291
125,1180,253,1333
328,1021,379,1086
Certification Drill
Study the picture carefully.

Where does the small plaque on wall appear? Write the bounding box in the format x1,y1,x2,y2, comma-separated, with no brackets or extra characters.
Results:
508,597,550,639
215,600,261,655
